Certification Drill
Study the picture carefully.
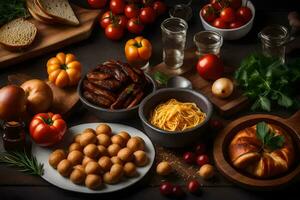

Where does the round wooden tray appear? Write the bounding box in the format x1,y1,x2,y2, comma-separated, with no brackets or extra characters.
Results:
213,111,300,190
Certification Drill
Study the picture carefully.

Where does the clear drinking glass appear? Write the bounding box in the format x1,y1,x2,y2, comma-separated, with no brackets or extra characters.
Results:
193,31,223,57
258,25,289,63
161,17,188,69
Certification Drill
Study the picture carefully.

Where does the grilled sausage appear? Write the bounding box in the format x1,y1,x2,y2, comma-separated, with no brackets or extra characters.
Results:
110,84,136,109
83,91,112,108
127,91,144,108
83,80,117,102
86,72,112,81
96,63,127,83
87,78,122,91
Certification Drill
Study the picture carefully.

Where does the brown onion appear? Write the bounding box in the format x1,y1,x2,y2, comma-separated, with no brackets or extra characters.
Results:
0,85,26,121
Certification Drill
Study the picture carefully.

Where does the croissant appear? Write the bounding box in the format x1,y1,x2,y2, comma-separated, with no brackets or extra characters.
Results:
228,123,294,178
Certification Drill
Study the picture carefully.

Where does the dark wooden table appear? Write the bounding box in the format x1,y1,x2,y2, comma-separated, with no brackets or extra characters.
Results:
1,0,300,199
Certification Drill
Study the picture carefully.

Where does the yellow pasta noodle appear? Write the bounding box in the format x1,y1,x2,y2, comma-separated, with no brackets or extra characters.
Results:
149,99,206,132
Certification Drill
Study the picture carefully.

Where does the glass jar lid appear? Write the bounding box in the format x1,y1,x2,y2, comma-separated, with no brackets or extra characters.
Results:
259,25,289,46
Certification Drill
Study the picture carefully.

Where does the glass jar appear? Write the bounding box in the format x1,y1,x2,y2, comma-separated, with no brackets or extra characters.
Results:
193,31,223,57
2,121,26,151
258,25,289,63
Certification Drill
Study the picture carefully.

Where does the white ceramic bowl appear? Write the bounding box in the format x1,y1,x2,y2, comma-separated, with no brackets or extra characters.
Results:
199,0,255,40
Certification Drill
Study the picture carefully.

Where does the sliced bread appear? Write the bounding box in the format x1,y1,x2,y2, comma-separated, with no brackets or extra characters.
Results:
0,18,37,51
27,0,53,24
37,0,80,26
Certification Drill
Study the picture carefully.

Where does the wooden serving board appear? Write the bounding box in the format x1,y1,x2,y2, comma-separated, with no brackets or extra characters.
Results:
149,48,249,116
213,111,300,190
0,5,100,68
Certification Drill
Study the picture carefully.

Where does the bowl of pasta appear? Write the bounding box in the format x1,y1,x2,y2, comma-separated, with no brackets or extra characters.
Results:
138,88,213,148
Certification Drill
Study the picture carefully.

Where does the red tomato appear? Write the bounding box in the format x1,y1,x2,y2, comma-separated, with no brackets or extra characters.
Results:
236,7,252,23
210,0,227,10
153,1,167,16
87,0,107,8
201,4,216,23
196,154,209,166
124,4,140,18
228,0,242,9
105,24,124,40
196,54,224,81
118,15,128,28
212,17,228,29
160,182,173,196
110,0,125,14
99,11,113,29
229,20,244,28
29,112,67,147
127,17,144,34
187,180,200,193
140,7,156,24
220,7,235,22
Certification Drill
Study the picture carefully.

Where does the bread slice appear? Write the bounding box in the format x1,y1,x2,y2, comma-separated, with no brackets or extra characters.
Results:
27,0,53,24
37,0,79,26
0,18,37,51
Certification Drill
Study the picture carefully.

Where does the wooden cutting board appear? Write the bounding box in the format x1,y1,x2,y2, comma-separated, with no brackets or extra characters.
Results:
0,5,100,69
149,48,249,116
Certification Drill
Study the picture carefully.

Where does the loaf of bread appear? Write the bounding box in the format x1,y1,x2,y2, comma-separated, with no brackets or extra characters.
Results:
0,18,37,51
228,123,294,178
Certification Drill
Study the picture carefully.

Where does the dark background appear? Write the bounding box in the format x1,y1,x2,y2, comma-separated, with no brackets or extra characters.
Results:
1,0,300,200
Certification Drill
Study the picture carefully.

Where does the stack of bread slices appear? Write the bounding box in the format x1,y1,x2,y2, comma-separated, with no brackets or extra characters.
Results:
0,0,79,51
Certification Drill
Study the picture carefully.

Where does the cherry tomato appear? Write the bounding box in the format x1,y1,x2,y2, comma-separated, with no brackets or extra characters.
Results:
195,143,206,155
236,7,252,23
87,0,107,8
187,180,201,193
118,15,128,28
110,0,125,14
196,155,209,167
228,0,242,10
220,7,235,23
196,54,224,81
153,1,167,16
201,4,216,23
124,4,140,18
172,185,185,197
100,11,113,29
105,24,124,40
212,17,228,29
160,182,173,196
183,152,196,164
210,0,227,11
140,7,156,24
127,17,144,34
229,20,244,28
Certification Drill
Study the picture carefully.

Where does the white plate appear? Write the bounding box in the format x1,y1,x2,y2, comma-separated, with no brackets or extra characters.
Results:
32,123,156,193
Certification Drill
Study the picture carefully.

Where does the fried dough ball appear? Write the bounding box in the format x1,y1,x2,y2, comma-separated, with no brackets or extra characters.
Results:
96,124,112,135
127,137,145,152
69,143,83,152
82,156,94,167
74,134,81,143
85,174,102,190
198,164,215,180
118,131,130,142
123,162,137,177
83,144,100,159
107,144,121,157
80,131,97,146
97,145,108,156
97,134,111,147
85,161,102,175
133,150,148,167
74,165,85,172
49,149,66,169
117,147,133,162
67,150,84,166
57,159,72,177
156,161,172,176
83,128,96,135
111,156,123,165
70,168,86,184
98,156,113,172
111,135,126,147
103,164,123,184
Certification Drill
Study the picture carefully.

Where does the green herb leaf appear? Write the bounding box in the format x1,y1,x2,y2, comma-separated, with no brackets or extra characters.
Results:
0,0,29,26
256,121,269,144
267,135,285,150
153,71,169,86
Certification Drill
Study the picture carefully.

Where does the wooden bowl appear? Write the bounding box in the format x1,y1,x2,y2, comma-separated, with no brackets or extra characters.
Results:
213,111,300,190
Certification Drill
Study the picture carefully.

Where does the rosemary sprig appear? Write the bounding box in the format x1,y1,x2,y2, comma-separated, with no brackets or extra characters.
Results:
0,150,44,176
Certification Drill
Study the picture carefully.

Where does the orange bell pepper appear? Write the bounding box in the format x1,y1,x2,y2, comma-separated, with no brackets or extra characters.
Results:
125,36,152,63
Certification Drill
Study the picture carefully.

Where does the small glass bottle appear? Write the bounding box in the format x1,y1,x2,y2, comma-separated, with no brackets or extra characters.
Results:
258,25,289,63
2,121,26,151
193,31,223,57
